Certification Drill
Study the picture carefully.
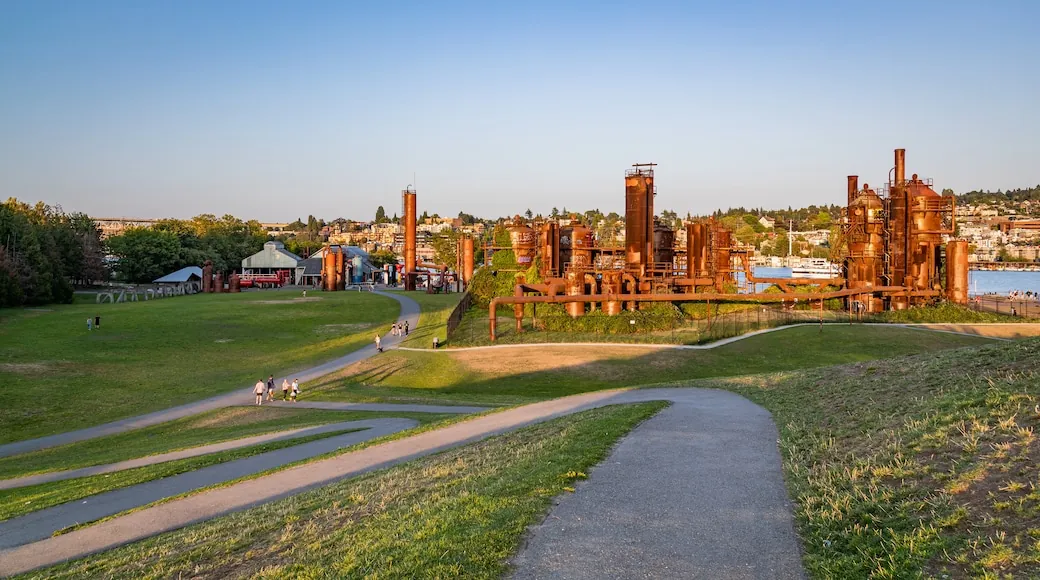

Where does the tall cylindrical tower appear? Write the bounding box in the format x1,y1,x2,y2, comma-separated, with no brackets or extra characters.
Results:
403,189,417,291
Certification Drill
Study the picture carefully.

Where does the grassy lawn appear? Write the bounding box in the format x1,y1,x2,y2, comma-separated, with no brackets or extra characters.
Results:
0,407,455,521
0,289,400,444
0,407,443,479
29,402,666,579
305,325,993,406
396,291,463,348
707,336,1040,577
0,428,357,522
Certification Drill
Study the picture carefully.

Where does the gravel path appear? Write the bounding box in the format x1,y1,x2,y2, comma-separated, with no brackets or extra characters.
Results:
0,290,423,460
0,388,805,577
509,390,805,579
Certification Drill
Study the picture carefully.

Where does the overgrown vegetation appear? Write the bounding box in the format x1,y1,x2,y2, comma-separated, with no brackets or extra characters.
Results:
870,302,1023,324
31,403,666,579
708,337,1040,578
0,198,106,307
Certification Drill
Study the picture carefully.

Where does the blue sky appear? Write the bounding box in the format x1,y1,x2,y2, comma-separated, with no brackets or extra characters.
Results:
1,0,1036,222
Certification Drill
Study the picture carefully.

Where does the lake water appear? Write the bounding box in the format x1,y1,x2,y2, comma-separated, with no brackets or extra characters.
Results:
739,267,1040,296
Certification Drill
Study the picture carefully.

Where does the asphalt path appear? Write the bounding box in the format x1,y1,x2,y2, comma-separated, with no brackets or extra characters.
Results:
0,290,424,460
510,390,806,579
0,388,805,577
0,418,418,551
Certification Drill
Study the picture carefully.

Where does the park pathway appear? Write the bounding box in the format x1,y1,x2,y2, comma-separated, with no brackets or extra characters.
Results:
509,390,805,579
0,388,805,577
0,290,425,460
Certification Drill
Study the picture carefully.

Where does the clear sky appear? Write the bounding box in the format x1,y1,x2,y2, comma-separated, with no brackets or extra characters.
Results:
1,0,1036,222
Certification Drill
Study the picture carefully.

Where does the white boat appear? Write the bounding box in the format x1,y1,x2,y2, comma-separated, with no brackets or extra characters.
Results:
791,258,842,277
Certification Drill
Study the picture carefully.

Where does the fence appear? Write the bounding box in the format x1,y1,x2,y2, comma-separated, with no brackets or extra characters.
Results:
970,295,1040,318
446,291,473,340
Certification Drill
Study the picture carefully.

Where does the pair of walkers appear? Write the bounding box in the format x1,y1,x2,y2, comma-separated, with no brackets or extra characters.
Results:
254,376,300,405
390,321,409,337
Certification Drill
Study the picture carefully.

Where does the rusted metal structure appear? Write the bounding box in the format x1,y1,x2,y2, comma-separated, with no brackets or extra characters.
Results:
461,236,475,286
213,271,224,293
624,163,656,274
403,188,417,291
485,152,970,339
228,273,241,293
202,260,213,293
946,239,969,304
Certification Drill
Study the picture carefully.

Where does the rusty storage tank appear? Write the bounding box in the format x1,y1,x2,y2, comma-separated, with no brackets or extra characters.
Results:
564,270,585,318
228,273,241,293
335,246,346,290
844,179,886,312
907,173,945,293
202,260,214,293
507,216,537,268
567,217,594,270
652,219,675,269
214,271,224,293
625,164,655,270
945,239,969,304
713,227,732,290
538,222,561,278
686,223,708,279
323,248,337,292
600,270,623,315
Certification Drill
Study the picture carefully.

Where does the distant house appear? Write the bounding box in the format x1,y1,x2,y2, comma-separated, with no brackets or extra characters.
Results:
759,216,776,229
303,245,380,286
241,241,303,283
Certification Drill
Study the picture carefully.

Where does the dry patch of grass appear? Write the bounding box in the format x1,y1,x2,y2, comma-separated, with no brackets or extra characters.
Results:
452,346,655,378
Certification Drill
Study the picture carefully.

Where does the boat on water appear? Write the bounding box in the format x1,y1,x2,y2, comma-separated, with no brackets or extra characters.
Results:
791,258,842,277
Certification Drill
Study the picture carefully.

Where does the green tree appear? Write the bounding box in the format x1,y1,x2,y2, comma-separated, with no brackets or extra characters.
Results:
431,229,461,266
106,228,183,283
375,206,387,224
368,249,398,268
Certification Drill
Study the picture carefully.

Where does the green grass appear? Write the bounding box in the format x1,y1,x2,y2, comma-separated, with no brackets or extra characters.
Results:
28,402,666,579
306,325,993,406
702,336,1040,578
0,407,455,521
0,406,441,479
396,291,463,348
0,289,401,444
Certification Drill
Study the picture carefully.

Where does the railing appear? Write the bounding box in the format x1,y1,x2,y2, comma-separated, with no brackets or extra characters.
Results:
446,291,473,339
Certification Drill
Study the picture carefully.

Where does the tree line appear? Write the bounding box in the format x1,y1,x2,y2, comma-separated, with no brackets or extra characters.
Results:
0,198,106,307
106,214,268,284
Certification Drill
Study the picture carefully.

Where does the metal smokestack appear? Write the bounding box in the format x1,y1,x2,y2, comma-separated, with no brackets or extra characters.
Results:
403,189,417,291
847,175,859,206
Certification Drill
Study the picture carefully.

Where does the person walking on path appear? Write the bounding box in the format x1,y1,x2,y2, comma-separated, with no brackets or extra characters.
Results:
253,380,265,406
266,375,275,401
375,333,382,352
290,379,300,402
281,378,290,401
404,320,409,336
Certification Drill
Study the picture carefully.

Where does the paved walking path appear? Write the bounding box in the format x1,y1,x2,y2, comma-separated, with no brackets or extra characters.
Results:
397,321,1004,354
510,391,805,579
0,388,805,577
0,418,418,551
0,291,424,460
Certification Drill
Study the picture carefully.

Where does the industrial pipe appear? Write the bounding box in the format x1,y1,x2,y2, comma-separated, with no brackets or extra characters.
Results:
489,286,933,340
847,175,859,206
403,190,417,291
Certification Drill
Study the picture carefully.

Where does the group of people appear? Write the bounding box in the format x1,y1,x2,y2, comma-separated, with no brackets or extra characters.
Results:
1008,290,1039,301
374,320,410,353
86,315,101,331
253,375,300,405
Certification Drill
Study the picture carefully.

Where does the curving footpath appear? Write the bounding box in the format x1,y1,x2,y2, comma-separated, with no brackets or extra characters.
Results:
0,388,805,577
0,290,425,460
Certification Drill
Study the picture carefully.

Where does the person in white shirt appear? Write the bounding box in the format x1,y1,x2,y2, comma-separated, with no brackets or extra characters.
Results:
375,334,382,352
290,379,300,402
253,380,265,406
282,378,290,401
